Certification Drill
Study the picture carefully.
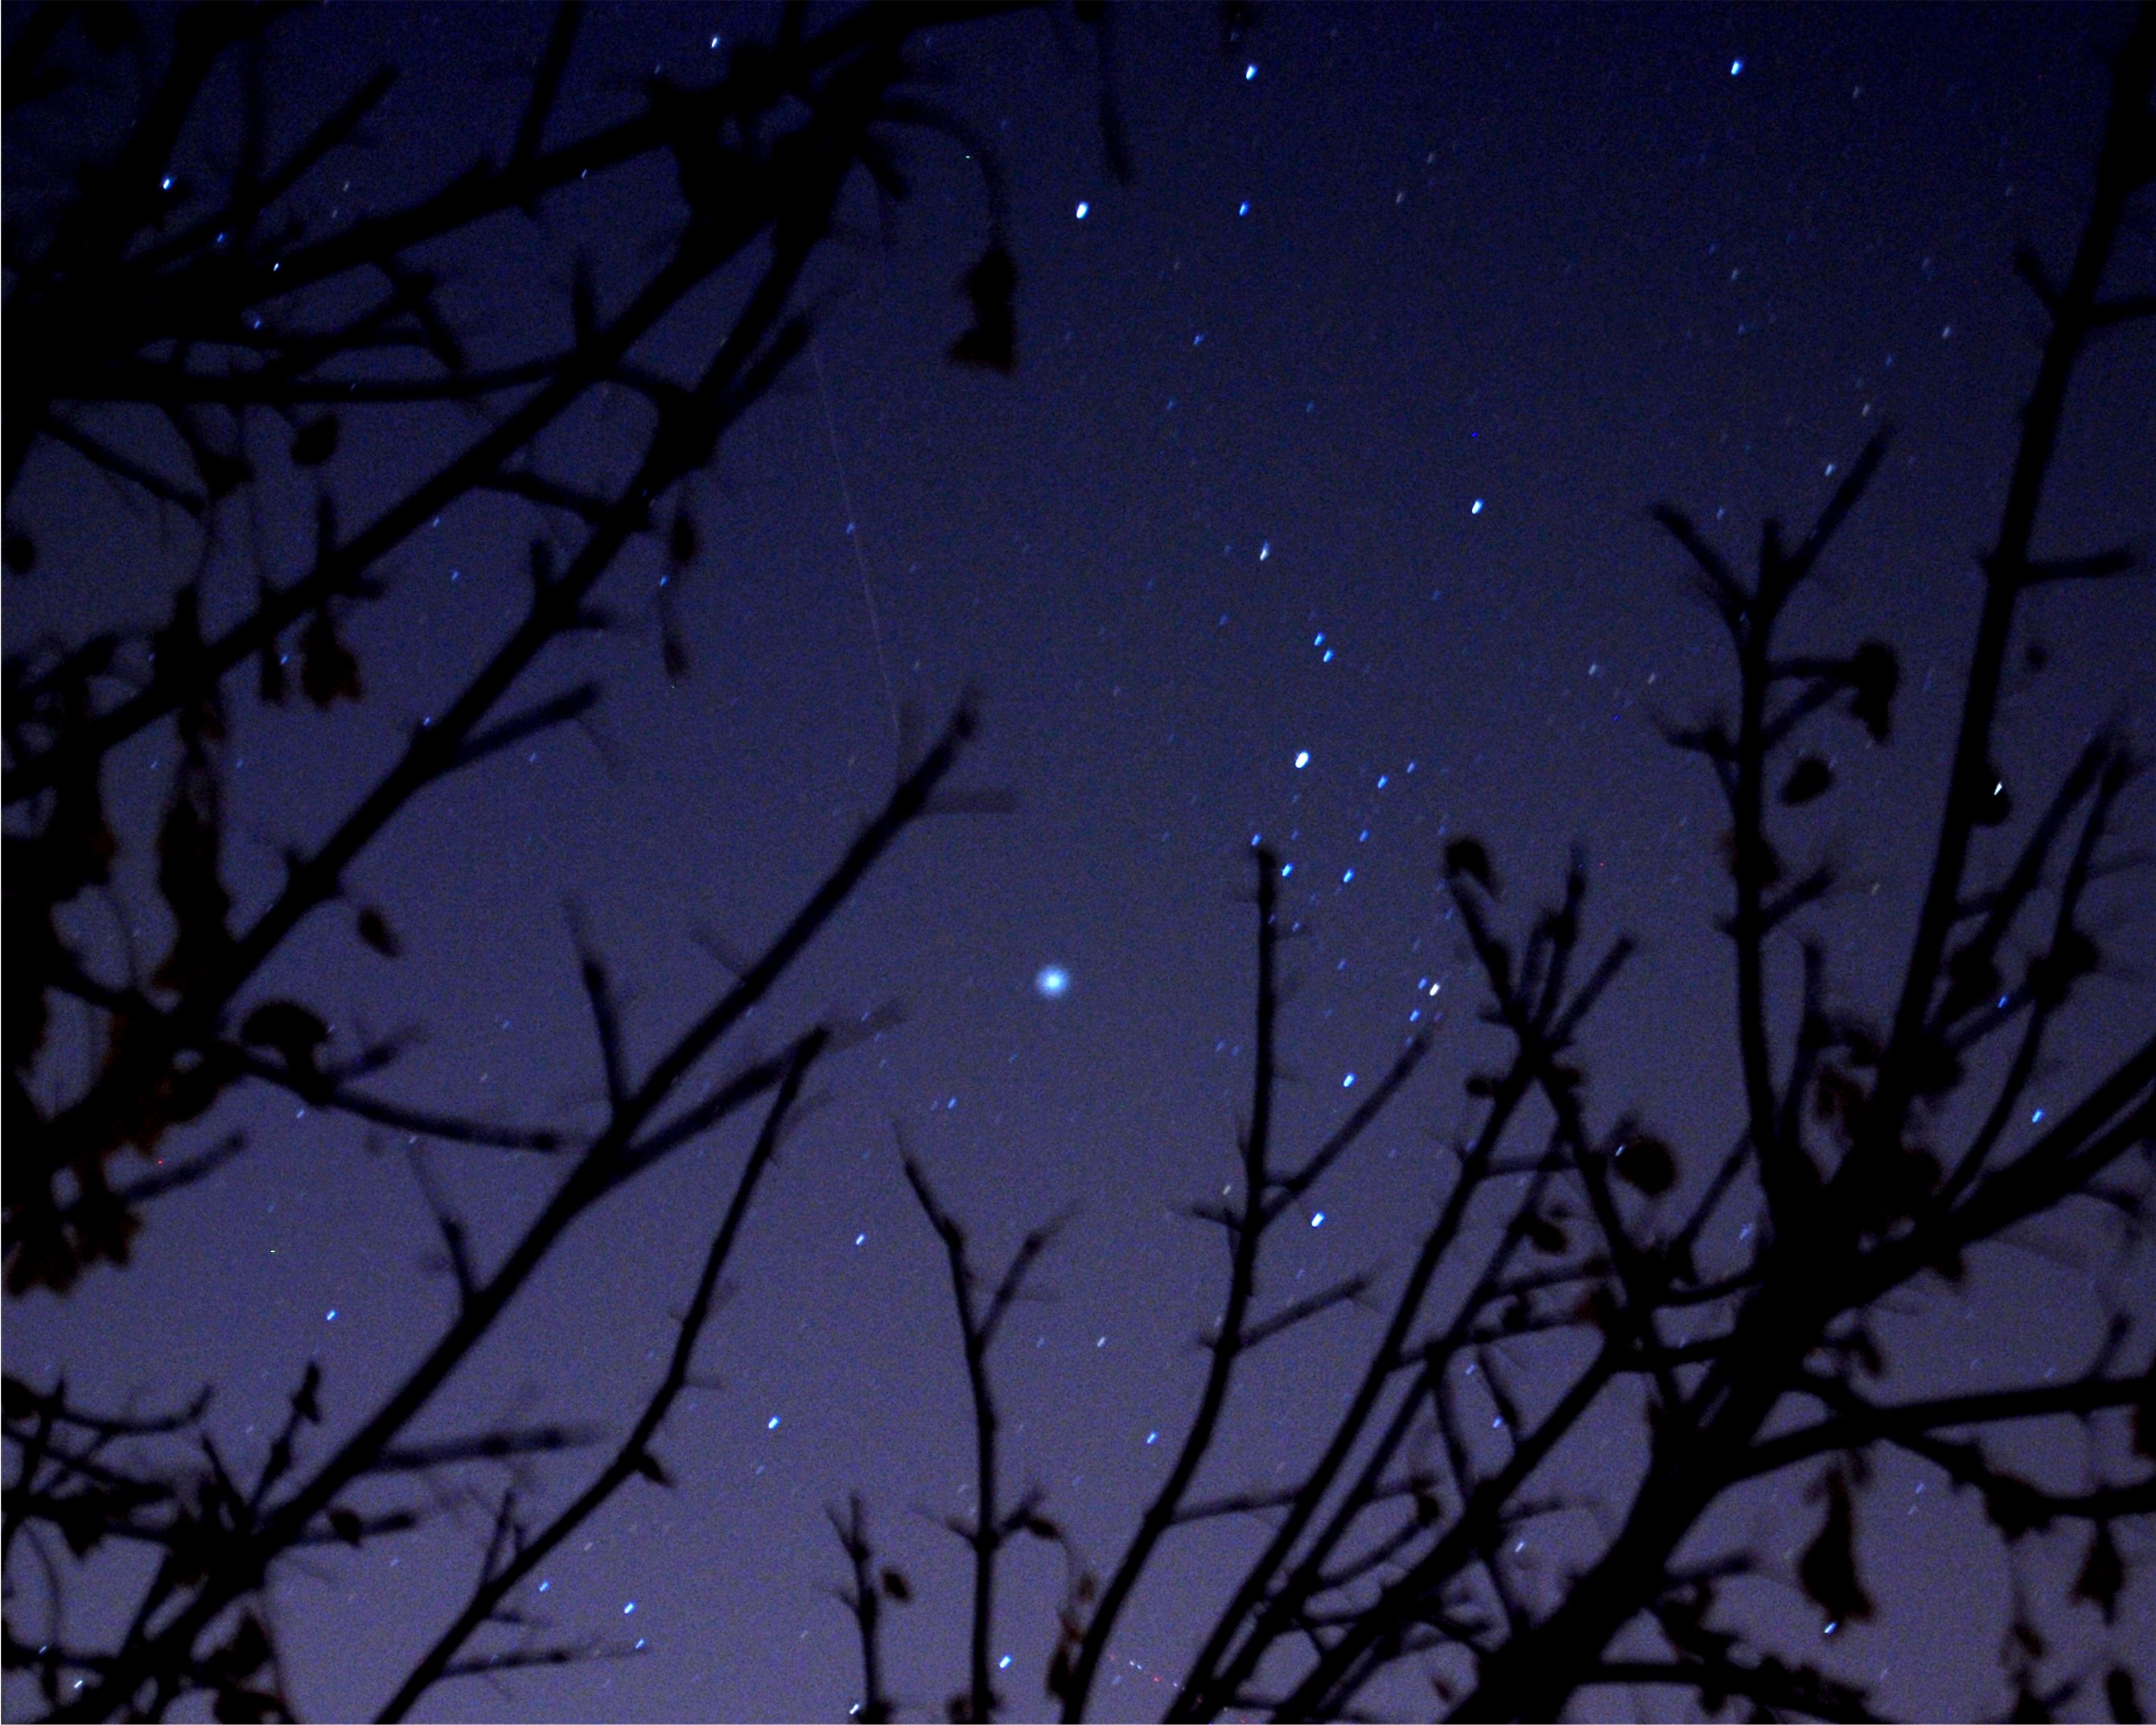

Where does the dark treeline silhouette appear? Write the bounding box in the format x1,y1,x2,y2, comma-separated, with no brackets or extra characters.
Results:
4,3,2153,1721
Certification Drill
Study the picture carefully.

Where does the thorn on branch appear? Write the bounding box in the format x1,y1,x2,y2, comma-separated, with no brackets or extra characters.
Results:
1847,640,1899,743
356,905,401,957
2022,545,2138,584
240,1000,331,1078
2015,242,2063,315
1610,1130,1677,1197
2072,1521,2124,1621
1780,755,1833,805
1797,1468,1874,1627
948,243,1016,373
298,606,362,709
632,1449,674,1488
1443,836,1497,895
1973,765,2013,828
290,414,339,467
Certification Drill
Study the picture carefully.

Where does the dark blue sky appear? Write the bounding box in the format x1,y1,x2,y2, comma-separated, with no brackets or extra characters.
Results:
7,5,2153,1719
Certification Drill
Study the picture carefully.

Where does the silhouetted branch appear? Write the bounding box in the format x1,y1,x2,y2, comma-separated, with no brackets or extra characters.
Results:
378,1031,824,1719
1058,848,1285,1719
828,1494,899,1723
9,6,2151,1719
6,0,1022,1311
1738,1372,2154,1480
1586,1656,1880,1722
27,683,973,1718
1239,1275,1376,1353
901,1147,1066,1722
368,1427,595,1477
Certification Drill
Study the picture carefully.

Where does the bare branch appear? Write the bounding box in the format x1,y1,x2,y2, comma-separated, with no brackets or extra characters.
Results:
827,1495,897,1723
380,1030,823,1719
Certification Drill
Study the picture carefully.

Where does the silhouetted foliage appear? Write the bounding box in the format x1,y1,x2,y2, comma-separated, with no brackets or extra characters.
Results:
2,2,1097,1714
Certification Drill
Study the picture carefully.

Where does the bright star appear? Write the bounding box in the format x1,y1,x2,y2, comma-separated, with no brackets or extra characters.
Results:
1035,964,1071,999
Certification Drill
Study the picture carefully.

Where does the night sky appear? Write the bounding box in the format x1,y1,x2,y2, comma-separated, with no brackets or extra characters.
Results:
8,5,2155,1720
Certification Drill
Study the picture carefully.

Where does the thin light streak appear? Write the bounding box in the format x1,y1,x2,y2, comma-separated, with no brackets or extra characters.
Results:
811,338,900,743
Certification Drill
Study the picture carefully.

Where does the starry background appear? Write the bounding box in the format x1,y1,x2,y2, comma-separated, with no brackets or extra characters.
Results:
7,4,2155,1720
